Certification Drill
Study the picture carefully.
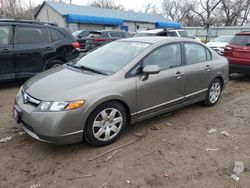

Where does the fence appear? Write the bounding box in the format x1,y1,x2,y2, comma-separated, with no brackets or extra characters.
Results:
184,26,250,39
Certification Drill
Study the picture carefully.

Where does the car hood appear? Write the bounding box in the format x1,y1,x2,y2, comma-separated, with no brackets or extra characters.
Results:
23,66,105,101
206,42,228,48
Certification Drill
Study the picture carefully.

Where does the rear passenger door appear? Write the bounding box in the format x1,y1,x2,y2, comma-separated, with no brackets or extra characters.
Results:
13,25,53,77
183,42,214,101
0,25,14,80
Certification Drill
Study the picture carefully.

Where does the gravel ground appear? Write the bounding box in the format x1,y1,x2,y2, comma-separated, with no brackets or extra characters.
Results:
0,74,250,188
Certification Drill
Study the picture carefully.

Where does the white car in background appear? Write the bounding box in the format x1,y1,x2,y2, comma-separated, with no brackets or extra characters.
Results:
134,29,201,41
206,36,233,55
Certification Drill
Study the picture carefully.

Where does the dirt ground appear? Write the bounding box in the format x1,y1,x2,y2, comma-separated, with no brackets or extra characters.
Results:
0,74,250,188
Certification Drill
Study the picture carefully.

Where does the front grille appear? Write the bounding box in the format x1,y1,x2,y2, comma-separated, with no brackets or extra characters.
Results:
21,89,41,106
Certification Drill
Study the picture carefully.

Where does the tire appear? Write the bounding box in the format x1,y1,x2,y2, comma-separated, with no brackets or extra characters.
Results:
45,60,64,70
84,101,127,146
204,78,222,106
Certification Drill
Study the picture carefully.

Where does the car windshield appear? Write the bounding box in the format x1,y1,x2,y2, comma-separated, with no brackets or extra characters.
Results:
71,41,150,75
212,36,232,43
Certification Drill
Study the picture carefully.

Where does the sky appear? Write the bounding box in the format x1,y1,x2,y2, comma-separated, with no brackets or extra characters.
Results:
23,0,163,11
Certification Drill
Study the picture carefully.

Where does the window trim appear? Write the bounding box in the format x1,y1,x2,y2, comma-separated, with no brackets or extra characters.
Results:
125,42,184,78
182,41,212,66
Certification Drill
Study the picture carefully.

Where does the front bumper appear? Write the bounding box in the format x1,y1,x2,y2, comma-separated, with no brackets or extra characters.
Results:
14,90,87,145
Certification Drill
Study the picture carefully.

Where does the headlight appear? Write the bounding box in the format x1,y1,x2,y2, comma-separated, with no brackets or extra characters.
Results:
37,100,84,112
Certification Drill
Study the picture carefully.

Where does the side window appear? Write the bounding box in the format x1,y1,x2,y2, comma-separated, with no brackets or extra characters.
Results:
167,31,178,37
0,26,10,45
143,43,182,70
50,28,66,42
184,43,207,65
17,26,49,44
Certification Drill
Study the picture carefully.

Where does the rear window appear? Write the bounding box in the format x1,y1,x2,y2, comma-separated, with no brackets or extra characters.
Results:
17,26,49,44
0,26,10,45
230,35,250,46
50,28,66,42
88,32,102,38
109,32,124,38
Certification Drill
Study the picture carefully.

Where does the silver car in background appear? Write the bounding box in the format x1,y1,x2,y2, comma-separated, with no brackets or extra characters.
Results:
13,37,229,146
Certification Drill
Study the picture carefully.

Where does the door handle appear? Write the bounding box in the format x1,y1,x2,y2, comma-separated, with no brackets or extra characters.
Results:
174,71,184,79
1,49,10,54
205,65,212,71
44,47,53,51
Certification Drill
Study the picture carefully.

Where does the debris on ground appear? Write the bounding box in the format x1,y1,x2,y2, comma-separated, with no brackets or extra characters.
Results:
126,180,131,184
163,122,172,126
150,125,160,130
30,184,41,188
11,129,18,133
105,150,119,162
19,131,26,135
208,128,217,134
157,150,174,165
231,161,244,181
0,136,12,143
163,173,169,177
221,131,232,137
206,148,219,151
67,174,94,180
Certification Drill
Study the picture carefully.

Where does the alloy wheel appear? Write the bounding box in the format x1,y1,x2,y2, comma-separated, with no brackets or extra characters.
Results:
92,108,123,141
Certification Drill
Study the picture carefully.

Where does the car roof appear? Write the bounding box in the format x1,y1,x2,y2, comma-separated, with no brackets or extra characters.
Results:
137,29,164,34
119,36,197,44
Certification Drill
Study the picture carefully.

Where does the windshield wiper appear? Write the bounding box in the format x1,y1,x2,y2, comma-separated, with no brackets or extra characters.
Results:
68,64,107,75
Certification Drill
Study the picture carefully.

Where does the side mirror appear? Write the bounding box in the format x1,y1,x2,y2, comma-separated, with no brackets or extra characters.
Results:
78,35,83,38
141,65,160,81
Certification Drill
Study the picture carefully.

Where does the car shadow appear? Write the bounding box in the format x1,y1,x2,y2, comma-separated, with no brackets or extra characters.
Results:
229,73,250,82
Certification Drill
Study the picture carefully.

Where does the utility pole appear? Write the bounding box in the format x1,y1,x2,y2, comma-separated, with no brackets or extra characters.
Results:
28,0,34,20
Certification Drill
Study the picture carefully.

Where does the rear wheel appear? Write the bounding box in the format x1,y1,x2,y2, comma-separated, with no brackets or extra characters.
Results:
45,60,64,70
204,78,222,106
84,101,127,146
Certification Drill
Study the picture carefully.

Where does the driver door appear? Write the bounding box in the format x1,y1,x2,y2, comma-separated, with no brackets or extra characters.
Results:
135,43,185,120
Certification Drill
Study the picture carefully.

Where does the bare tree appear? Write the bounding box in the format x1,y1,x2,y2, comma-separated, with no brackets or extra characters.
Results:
190,0,222,25
142,3,159,14
162,0,198,26
89,0,124,10
221,0,246,26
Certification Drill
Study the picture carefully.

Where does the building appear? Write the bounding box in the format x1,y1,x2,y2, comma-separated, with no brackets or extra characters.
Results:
35,1,181,32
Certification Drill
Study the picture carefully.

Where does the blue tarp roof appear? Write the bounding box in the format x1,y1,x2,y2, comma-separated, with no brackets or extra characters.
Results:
43,1,177,24
156,22,182,29
67,14,123,25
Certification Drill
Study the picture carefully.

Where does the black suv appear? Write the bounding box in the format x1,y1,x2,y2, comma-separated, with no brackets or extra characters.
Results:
85,30,132,51
0,20,80,83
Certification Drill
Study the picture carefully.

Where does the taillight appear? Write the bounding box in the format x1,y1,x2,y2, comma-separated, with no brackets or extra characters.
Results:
72,42,80,48
95,38,106,42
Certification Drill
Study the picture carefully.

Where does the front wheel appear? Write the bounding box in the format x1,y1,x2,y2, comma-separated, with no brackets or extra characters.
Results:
204,78,222,106
84,102,127,146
